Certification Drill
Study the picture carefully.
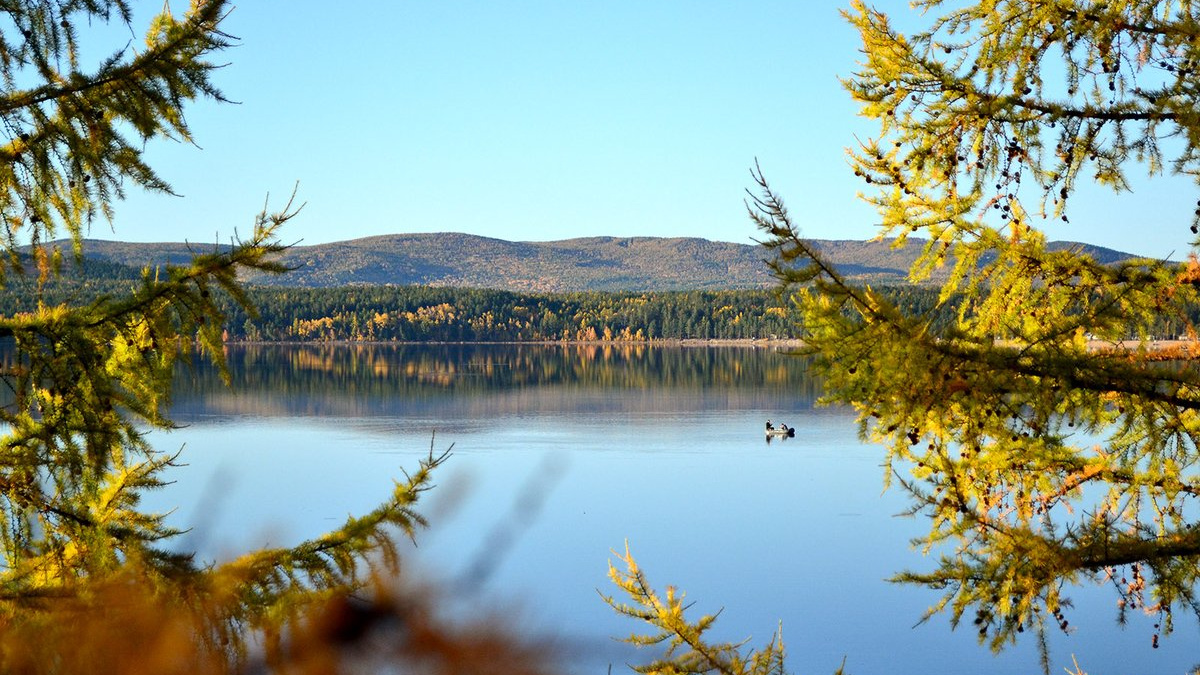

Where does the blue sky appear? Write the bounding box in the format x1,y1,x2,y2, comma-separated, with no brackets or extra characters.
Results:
100,2,1193,259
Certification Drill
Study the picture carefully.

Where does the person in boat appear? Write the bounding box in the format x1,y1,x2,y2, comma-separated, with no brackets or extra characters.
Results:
766,420,796,437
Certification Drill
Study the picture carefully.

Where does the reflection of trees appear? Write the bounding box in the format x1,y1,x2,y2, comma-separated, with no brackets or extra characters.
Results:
169,344,823,417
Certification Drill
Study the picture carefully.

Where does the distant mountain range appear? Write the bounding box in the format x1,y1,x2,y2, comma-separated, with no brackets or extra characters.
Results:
63,233,1137,293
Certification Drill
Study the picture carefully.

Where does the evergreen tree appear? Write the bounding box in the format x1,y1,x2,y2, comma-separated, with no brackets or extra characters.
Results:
0,1,471,668
755,0,1200,670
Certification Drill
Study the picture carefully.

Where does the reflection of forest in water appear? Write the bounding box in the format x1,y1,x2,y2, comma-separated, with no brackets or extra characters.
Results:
169,344,825,419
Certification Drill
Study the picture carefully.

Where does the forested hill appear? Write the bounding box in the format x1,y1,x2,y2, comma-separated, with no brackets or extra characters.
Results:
64,233,1135,292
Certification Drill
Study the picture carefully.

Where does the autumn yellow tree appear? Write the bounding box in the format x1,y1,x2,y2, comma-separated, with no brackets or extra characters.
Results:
0,2,516,671
751,0,1200,671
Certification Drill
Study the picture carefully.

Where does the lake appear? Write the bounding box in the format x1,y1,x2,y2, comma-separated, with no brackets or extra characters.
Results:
143,343,1195,674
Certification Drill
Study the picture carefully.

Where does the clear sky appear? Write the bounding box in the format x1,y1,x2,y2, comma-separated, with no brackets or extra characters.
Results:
99,1,1193,260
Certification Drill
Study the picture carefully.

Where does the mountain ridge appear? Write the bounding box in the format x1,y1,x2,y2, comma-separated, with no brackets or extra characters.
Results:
61,233,1138,293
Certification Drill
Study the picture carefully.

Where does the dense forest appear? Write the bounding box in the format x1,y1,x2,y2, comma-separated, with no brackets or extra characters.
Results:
0,271,962,342
6,271,1198,343
229,286,806,342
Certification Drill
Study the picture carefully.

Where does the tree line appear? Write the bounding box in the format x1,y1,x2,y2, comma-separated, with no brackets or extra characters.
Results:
10,276,1197,344
1,277,968,342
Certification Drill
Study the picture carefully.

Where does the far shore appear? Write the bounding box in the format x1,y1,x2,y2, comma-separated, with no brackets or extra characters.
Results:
222,337,808,348
219,337,1200,355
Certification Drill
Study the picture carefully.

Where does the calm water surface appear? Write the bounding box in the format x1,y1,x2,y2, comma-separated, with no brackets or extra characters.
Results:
143,344,1195,674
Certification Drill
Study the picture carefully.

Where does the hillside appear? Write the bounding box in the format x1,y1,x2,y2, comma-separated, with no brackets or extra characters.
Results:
63,233,1136,292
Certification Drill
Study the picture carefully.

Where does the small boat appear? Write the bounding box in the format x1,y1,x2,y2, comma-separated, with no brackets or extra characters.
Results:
765,420,795,437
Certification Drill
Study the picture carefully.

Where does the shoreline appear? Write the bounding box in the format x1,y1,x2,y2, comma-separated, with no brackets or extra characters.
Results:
219,337,1200,354
222,337,808,348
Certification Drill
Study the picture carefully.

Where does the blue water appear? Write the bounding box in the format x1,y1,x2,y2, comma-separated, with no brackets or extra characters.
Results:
141,345,1198,675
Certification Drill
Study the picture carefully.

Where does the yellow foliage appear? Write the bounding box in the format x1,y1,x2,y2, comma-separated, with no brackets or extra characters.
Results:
0,567,561,675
